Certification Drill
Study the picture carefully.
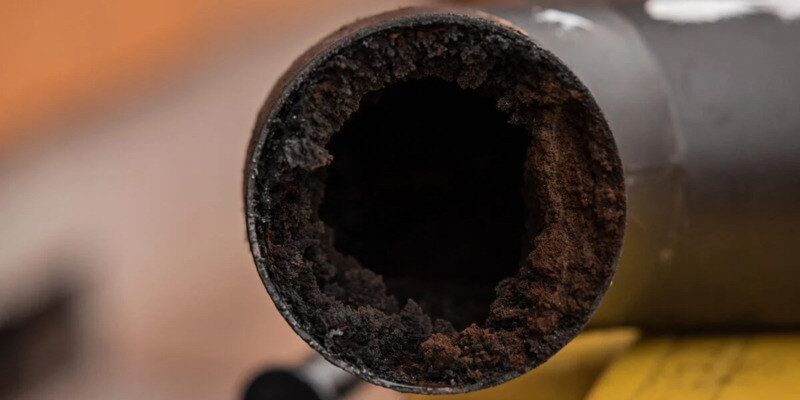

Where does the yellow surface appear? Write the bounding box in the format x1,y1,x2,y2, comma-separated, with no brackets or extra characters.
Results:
411,329,640,400
587,334,800,400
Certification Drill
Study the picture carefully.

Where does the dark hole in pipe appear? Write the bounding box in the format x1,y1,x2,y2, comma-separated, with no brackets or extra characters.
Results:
320,78,533,330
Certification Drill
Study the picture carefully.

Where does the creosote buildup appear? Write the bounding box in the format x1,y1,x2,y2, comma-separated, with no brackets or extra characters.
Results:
244,8,625,393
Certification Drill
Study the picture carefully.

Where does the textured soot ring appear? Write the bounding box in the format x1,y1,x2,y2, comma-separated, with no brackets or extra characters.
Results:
244,8,625,394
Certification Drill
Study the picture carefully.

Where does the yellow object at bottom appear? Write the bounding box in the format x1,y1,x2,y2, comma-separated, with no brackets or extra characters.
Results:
587,334,800,400
411,332,800,400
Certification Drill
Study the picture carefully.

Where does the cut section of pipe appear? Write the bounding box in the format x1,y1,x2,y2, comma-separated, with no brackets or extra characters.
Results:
244,8,625,394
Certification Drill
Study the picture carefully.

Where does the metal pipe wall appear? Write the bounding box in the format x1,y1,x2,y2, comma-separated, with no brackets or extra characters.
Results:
243,3,800,396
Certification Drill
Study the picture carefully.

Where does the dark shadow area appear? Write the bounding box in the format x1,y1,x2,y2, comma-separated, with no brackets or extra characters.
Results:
320,78,532,329
0,288,77,398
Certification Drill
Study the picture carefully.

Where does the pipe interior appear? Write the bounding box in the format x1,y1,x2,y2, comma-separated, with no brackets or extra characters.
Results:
319,78,535,329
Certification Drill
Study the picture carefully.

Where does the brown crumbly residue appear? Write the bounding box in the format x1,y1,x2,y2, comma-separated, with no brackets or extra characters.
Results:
247,14,625,390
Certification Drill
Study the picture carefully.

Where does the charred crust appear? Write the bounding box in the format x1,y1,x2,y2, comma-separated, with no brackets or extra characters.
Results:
244,8,625,393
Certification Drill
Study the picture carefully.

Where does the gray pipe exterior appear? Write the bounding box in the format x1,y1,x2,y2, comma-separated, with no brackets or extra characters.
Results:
485,3,800,329
242,4,799,396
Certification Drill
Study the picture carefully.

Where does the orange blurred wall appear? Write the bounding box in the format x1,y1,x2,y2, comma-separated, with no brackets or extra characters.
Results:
0,0,326,154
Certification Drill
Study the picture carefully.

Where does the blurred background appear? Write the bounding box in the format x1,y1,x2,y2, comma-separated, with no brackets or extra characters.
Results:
2,1,798,400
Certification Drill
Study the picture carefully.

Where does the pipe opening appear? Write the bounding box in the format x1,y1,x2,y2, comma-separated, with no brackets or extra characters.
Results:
246,11,625,392
320,78,533,330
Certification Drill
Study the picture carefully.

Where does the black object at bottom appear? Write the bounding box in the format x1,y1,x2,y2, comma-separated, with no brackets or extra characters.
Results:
243,370,321,400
